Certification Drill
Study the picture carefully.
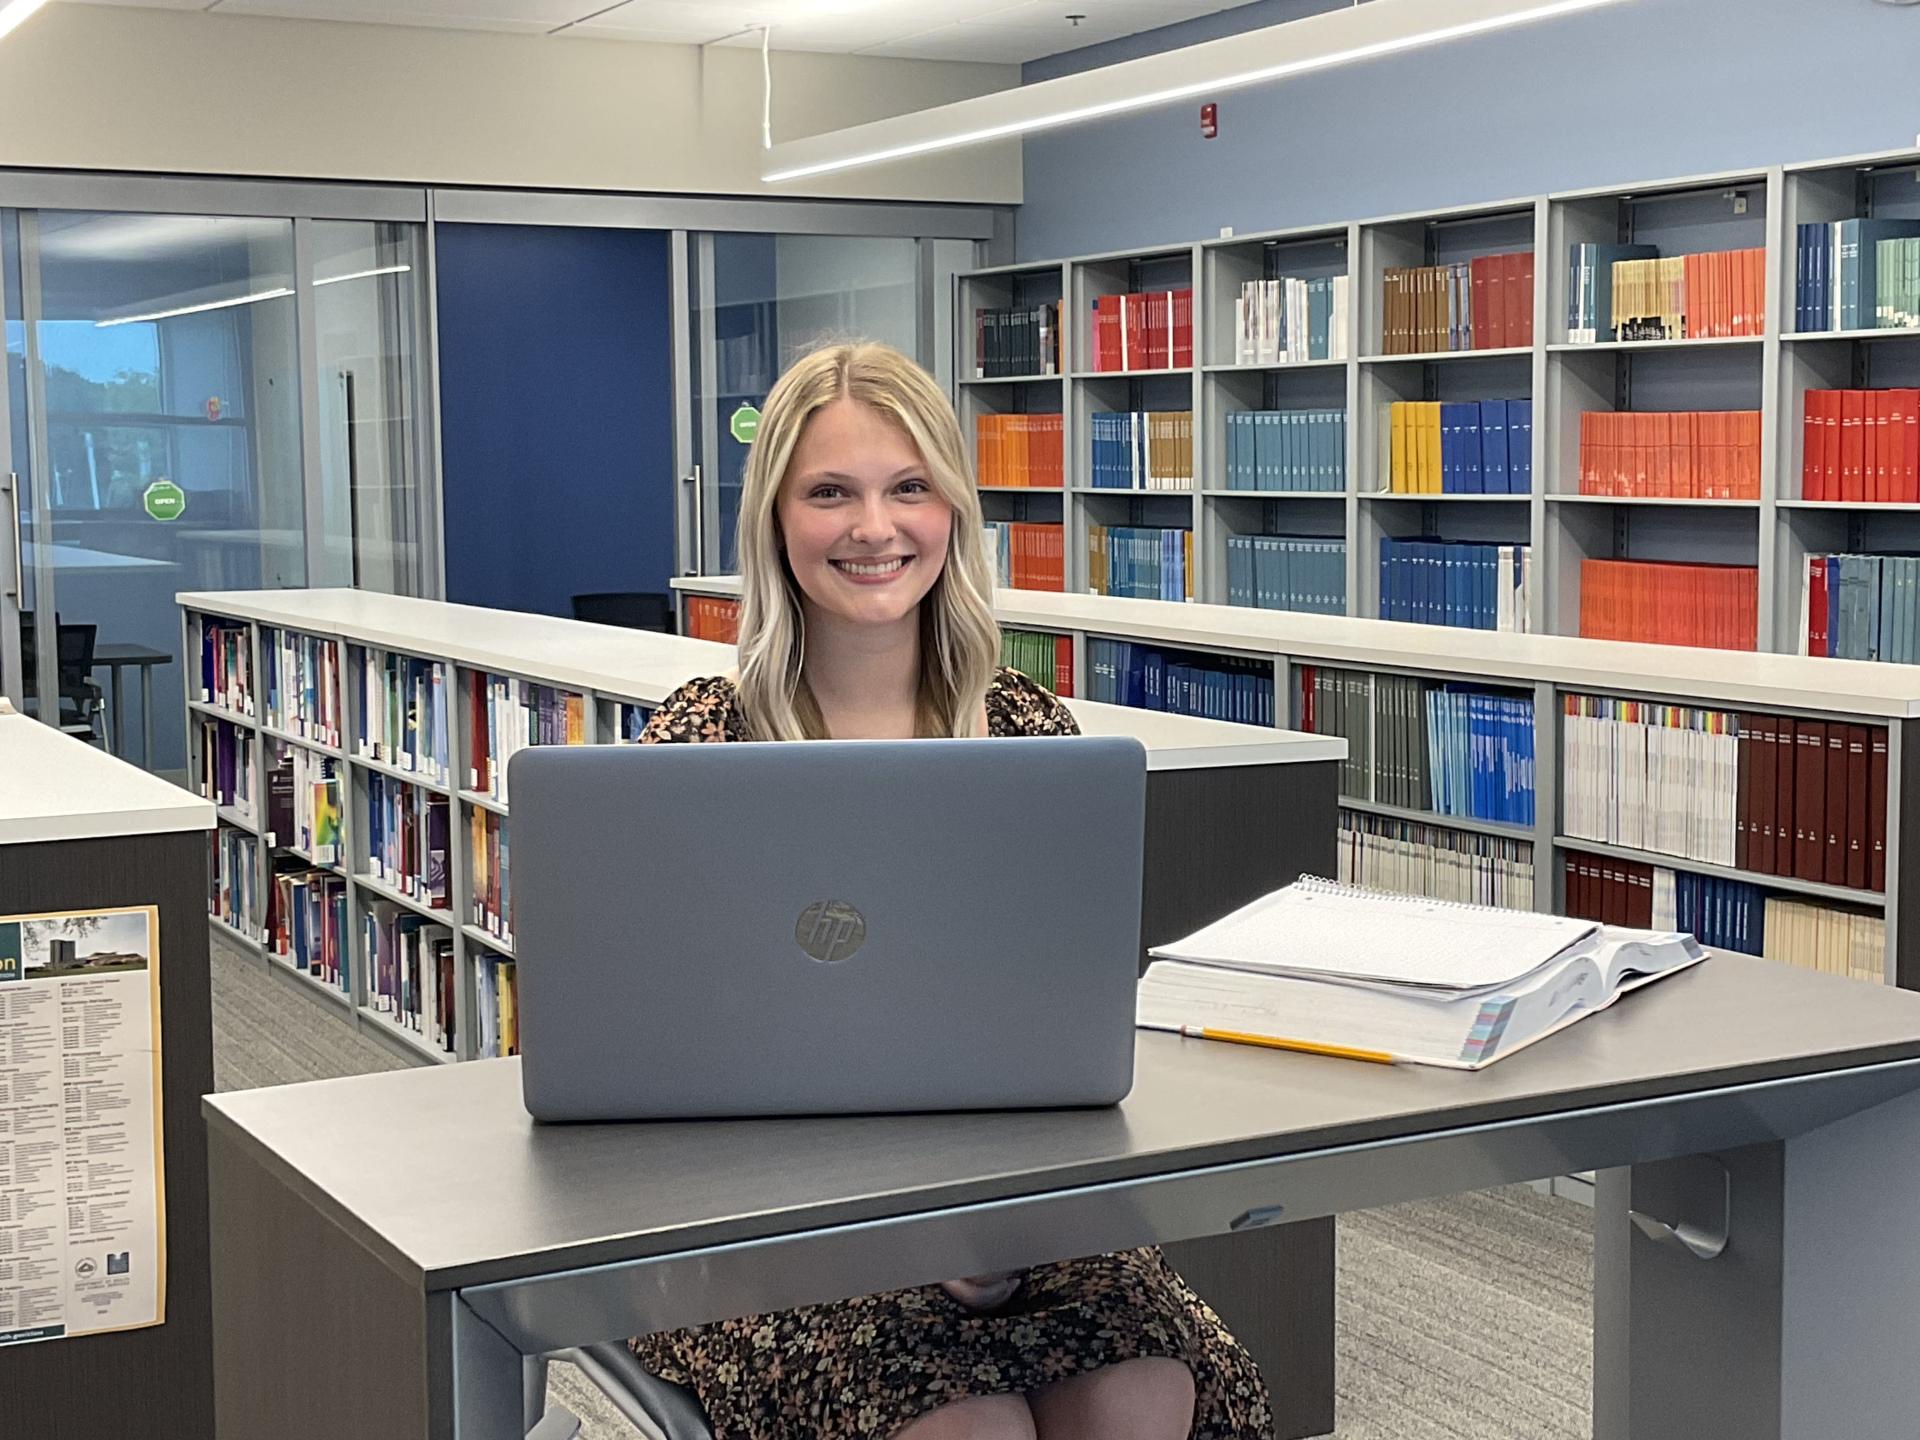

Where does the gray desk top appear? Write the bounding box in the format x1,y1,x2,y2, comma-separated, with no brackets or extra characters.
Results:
205,957,1920,1291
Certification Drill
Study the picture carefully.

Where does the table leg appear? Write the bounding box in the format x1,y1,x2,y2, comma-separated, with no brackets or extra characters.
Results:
139,663,153,769
1593,1081,1920,1439
110,663,125,759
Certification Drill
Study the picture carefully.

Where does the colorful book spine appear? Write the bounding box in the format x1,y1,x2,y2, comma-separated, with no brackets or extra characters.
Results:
1088,411,1193,490
1087,525,1192,602
358,649,451,783
365,774,451,909
211,827,261,940
1799,389,1920,502
199,619,256,718
1577,411,1761,499
974,302,1060,378
1336,812,1535,909
475,956,519,1059
364,903,456,1052
1092,289,1193,371
198,716,256,821
1377,540,1530,631
976,413,1064,488
1578,560,1756,650
1382,400,1529,494
1083,640,1272,725
1224,535,1347,616
1233,275,1351,364
981,522,1065,592
1380,252,1532,354
262,627,343,746
470,808,512,944
267,868,349,993
1224,409,1346,492
469,674,588,803
685,597,739,643
999,629,1074,697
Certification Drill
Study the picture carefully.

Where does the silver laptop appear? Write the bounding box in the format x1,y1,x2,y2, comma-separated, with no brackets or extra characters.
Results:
508,735,1146,1120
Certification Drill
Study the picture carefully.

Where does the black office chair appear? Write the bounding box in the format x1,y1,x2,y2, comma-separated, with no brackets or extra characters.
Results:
18,616,108,748
571,592,675,634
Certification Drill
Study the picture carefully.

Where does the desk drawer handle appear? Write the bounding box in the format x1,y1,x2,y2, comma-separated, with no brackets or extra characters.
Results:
1628,1162,1730,1262
1230,1203,1287,1231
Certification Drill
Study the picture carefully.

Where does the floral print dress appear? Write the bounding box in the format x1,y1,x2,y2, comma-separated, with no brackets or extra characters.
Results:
628,667,1274,1440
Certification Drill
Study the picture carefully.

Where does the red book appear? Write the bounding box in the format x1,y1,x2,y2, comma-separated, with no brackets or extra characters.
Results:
1795,720,1827,882
1802,392,1824,501
1825,723,1848,886
1825,389,1843,499
1870,727,1889,891
1053,634,1074,698
1900,388,1920,503
1868,389,1886,502
1472,256,1493,349
1842,390,1866,501
1519,252,1535,346
1807,556,1829,657
1735,716,1753,871
1775,717,1797,876
1752,715,1778,870
1846,724,1869,892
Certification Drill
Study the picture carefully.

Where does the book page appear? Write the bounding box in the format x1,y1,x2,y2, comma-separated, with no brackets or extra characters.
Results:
1151,881,1597,992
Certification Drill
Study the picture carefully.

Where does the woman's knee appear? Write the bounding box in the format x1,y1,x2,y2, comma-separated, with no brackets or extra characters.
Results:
1028,1356,1196,1440
892,1391,1038,1440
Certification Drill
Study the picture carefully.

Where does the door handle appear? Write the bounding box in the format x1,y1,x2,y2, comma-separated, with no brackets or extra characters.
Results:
681,464,704,575
3,471,21,601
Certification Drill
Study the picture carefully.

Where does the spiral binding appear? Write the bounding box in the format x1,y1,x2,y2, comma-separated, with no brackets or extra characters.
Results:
1291,873,1517,918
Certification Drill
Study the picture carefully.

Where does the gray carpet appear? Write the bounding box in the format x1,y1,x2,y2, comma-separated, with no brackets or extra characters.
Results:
209,934,1592,1438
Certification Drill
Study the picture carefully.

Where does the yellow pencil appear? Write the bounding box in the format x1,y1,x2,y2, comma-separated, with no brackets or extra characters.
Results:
1174,1024,1398,1067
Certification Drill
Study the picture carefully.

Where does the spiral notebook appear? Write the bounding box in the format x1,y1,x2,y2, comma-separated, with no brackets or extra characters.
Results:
1141,877,1705,1068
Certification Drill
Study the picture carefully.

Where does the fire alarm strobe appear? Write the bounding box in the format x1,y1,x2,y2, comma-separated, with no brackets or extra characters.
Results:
1201,103,1219,139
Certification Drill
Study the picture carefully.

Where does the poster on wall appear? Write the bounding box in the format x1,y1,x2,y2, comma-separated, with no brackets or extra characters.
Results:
0,905,165,1346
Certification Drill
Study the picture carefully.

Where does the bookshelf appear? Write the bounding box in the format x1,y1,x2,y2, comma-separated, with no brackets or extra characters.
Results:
673,574,1920,990
180,588,1324,1070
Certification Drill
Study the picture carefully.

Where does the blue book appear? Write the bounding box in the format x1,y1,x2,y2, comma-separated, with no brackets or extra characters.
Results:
1461,406,1484,494
1478,399,1510,493
1507,399,1533,493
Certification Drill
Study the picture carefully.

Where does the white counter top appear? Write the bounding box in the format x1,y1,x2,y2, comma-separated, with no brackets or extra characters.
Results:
177,590,1339,772
671,576,1920,719
0,711,214,845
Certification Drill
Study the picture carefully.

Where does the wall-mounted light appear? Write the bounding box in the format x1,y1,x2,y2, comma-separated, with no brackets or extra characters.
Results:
763,0,1636,183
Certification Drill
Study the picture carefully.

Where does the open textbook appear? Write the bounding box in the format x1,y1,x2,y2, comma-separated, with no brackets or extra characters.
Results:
1139,876,1705,1069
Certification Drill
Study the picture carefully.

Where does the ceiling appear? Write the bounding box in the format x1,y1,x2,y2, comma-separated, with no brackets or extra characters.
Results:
66,0,1260,63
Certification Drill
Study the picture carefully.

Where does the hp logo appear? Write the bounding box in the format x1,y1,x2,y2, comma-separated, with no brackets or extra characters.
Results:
795,900,867,964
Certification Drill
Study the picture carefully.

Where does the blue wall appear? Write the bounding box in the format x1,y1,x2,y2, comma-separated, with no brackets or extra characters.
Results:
435,223,674,618
1017,0,1920,260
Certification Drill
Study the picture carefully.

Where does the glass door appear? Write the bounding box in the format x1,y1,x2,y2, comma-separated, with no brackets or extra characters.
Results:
685,232,923,575
1,208,303,774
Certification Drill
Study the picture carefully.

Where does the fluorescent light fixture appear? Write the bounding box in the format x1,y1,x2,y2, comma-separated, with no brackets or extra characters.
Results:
97,288,294,328
764,0,1634,182
0,0,52,44
314,264,412,286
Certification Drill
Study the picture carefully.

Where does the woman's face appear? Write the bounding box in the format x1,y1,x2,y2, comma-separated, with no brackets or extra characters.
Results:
776,396,954,633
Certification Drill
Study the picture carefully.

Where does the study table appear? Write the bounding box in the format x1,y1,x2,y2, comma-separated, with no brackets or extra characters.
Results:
205,955,1920,1440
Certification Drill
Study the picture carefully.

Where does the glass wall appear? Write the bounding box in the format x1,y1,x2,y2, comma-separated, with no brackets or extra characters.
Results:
689,233,922,574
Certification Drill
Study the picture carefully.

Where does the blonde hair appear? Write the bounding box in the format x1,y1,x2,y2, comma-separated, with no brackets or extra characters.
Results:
735,341,1001,741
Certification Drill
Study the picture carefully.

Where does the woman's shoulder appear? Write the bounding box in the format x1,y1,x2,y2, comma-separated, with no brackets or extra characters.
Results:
639,675,744,744
987,665,1081,737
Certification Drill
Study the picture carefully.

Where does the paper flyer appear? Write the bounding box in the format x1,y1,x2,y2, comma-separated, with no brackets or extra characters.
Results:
0,905,165,1346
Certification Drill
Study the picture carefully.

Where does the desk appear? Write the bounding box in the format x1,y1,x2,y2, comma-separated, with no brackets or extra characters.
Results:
206,957,1920,1440
2,711,216,1440
92,642,171,769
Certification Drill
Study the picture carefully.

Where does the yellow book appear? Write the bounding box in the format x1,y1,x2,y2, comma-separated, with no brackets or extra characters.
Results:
499,961,518,1055
1184,530,1194,598
1390,403,1408,492
1424,403,1444,494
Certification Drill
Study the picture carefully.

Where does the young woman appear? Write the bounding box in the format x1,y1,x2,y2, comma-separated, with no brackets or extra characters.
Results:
632,341,1272,1440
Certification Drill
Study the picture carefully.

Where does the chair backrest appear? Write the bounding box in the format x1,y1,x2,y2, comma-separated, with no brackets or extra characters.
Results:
570,591,674,633
55,623,97,691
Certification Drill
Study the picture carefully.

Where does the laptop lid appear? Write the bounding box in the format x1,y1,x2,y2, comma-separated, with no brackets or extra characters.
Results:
509,735,1145,1120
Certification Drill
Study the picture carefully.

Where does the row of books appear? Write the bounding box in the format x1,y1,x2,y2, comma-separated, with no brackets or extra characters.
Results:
975,413,1064,488
469,674,588,803
1223,408,1346,492
470,808,512,946
974,302,1060,378
1803,554,1920,663
268,867,348,994
1090,288,1193,372
1579,559,1756,651
265,744,341,864
983,521,1065,592
1763,896,1884,985
1577,410,1762,499
1560,694,1887,890
364,905,456,1054
199,618,256,718
358,649,452,785
1800,389,1920,502
1232,275,1351,365
1089,410,1194,490
684,596,739,643
366,774,451,910
211,827,261,941
1794,220,1920,333
1378,539,1532,632
475,955,519,1059
1380,252,1533,354
1299,667,1536,826
1336,812,1537,910
1221,533,1344,618
1224,535,1347,617
198,716,256,822
1000,629,1074,697
1382,399,1534,494
1568,245,1766,342
262,627,342,747
1090,525,1192,602
1563,850,1763,956
1083,640,1275,727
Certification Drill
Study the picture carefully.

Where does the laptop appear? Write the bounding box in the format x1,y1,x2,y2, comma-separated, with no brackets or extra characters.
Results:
508,734,1147,1120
